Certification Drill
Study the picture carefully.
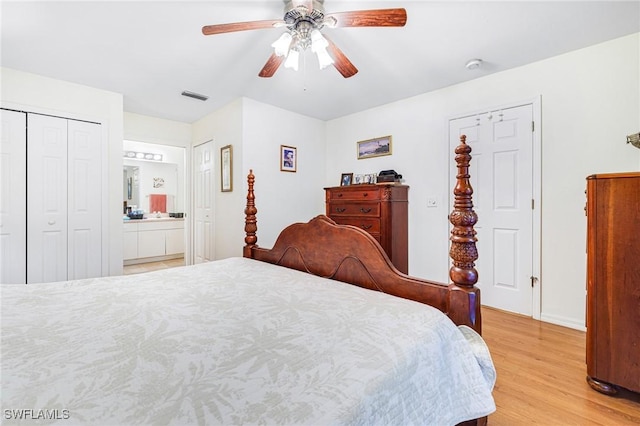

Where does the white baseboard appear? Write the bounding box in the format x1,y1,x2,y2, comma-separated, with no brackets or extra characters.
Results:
540,313,586,332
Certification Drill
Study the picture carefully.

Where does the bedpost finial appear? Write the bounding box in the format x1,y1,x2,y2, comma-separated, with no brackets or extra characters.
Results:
244,169,258,256
449,134,478,288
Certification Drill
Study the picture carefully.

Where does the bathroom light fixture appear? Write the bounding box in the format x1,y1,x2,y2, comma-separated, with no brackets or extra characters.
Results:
465,59,483,70
123,151,163,162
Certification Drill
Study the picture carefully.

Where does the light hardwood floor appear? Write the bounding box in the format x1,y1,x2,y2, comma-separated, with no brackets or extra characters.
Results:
483,307,640,425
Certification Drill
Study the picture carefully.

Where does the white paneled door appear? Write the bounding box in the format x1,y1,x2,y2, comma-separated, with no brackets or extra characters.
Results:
193,141,214,264
26,114,102,283
450,104,534,315
0,110,27,284
28,114,69,283
67,119,103,280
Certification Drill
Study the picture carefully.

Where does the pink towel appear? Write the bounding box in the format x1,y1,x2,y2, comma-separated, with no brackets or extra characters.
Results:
149,194,167,213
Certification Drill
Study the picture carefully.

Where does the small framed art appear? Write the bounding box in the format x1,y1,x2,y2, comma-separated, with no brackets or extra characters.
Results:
221,144,233,192
357,135,392,160
280,145,297,172
340,173,353,186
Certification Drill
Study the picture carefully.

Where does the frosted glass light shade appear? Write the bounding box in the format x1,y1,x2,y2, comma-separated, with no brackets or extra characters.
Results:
271,33,292,57
284,49,299,71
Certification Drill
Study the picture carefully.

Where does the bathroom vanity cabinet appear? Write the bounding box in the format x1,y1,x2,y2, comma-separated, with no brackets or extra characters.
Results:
123,218,185,264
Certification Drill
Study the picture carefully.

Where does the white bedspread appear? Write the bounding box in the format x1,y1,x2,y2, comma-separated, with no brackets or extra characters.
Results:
1,257,495,425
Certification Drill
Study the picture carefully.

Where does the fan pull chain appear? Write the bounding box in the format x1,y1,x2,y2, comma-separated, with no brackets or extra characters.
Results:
302,50,308,91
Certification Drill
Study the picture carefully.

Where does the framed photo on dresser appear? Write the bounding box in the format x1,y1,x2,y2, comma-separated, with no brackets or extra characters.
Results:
340,173,353,186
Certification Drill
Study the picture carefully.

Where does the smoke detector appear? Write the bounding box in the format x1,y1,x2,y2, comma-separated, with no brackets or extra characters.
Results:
465,59,483,70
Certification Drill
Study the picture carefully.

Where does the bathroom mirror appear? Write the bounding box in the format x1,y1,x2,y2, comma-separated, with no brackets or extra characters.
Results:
123,165,140,212
122,141,185,215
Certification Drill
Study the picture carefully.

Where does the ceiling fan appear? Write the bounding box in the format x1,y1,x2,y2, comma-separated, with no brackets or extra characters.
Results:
202,0,407,78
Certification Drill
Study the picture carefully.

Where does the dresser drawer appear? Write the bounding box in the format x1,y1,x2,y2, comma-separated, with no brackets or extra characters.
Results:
328,188,381,201
332,217,380,234
328,202,380,217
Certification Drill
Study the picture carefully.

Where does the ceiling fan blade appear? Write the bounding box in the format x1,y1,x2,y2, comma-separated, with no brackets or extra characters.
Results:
327,8,407,28
202,19,283,36
324,35,358,78
258,53,285,78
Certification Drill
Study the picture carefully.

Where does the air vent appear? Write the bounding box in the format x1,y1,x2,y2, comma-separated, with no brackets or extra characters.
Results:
181,90,209,101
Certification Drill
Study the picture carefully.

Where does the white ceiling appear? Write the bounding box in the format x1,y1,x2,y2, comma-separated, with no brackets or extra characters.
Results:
2,1,639,123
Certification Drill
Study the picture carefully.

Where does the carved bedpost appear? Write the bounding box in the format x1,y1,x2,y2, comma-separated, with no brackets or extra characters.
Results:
448,135,482,333
449,135,479,286
243,169,258,258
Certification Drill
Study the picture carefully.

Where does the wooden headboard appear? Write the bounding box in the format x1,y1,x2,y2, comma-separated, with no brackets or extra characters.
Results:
243,136,482,333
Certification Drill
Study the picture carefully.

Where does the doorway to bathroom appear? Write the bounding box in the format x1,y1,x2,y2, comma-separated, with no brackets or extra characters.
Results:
122,140,187,272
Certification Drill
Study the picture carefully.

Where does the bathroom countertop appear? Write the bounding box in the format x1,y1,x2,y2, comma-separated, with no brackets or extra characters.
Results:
123,217,184,223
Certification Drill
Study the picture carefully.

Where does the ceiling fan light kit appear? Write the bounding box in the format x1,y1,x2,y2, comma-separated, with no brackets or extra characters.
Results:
201,0,407,78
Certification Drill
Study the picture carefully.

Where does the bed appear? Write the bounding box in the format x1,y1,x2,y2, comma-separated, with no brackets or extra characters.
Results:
1,136,495,425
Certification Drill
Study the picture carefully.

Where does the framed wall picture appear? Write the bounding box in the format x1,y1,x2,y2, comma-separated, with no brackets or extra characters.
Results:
221,144,232,192
357,135,392,160
340,173,353,186
280,145,297,172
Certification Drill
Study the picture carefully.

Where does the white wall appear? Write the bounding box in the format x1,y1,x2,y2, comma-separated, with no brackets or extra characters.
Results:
192,99,244,260
124,112,191,148
325,33,640,330
0,67,124,277
241,98,326,248
192,97,326,259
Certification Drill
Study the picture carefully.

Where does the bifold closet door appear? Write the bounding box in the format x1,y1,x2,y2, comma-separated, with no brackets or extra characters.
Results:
67,119,102,280
27,114,102,283
0,110,27,284
27,114,69,283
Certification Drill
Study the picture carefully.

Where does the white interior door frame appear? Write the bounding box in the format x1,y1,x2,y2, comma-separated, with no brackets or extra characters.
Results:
448,96,542,320
183,145,192,266
0,109,27,284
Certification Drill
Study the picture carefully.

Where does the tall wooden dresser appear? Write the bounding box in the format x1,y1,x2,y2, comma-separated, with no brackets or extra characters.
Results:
585,172,640,395
324,184,408,273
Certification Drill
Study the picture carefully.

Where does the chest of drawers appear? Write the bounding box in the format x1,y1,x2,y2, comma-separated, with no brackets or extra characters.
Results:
585,172,640,395
324,184,409,273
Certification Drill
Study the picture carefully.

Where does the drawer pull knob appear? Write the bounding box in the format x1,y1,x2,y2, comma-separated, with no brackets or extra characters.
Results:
361,224,372,230
337,193,343,197
336,207,346,213
363,193,368,197
360,208,372,213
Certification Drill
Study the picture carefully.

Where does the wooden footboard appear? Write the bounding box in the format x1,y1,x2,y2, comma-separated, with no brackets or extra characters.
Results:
243,136,482,334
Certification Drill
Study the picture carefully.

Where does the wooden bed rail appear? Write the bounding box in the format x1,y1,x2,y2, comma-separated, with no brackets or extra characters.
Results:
243,136,482,334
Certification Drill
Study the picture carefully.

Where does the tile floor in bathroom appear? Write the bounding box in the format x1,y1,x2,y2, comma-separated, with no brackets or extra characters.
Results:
123,257,185,275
